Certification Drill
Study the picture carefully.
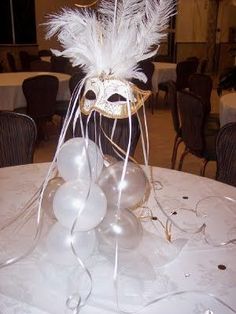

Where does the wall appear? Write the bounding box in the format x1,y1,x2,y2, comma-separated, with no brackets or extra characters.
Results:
175,0,209,62
35,0,98,50
2,0,236,72
217,0,236,71
176,0,208,43
175,0,236,71
35,0,78,50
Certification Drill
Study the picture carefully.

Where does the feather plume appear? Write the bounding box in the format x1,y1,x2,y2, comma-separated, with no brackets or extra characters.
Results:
45,0,176,82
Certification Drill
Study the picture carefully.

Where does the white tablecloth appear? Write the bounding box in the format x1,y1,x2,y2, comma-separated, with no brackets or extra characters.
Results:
0,163,235,314
152,62,177,94
219,92,236,126
0,72,71,111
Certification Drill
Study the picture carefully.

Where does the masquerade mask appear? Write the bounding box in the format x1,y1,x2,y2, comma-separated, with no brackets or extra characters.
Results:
80,77,151,119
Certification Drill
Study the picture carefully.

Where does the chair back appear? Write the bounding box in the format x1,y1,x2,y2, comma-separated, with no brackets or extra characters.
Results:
30,60,51,72
200,59,208,74
0,112,37,167
176,60,198,91
131,60,154,91
69,70,86,94
51,56,69,73
178,90,205,155
22,75,59,119
38,49,52,57
186,56,199,69
7,52,17,72
166,81,180,135
216,122,236,187
19,51,31,71
19,51,40,71
189,73,213,115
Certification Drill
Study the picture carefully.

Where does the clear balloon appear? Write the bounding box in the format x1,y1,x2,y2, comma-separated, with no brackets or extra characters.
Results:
98,161,150,210
42,177,65,220
96,207,143,250
57,137,104,182
45,222,96,265
103,155,118,167
53,180,107,231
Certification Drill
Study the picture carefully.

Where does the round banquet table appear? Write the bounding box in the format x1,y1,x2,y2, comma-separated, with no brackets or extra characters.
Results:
0,72,71,111
219,92,236,127
0,163,235,314
151,62,177,95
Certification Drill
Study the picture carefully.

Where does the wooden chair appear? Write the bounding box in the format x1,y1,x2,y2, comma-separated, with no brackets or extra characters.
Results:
51,55,69,73
189,73,213,115
131,60,155,113
0,112,37,167
158,59,198,107
19,51,31,71
186,56,199,71
22,75,59,140
166,81,182,169
6,52,18,72
30,60,51,72
175,59,199,91
189,73,220,128
177,90,219,176
199,59,208,74
54,70,86,131
38,49,52,57
216,122,236,187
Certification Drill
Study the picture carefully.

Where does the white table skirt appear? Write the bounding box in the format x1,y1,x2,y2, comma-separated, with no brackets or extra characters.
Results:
152,62,177,94
0,72,71,111
0,163,235,314
219,92,236,127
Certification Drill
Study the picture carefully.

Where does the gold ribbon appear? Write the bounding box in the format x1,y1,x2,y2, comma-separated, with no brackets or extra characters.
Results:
75,0,98,8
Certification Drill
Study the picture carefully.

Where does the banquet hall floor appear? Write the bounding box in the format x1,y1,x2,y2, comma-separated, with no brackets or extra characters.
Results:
34,87,220,180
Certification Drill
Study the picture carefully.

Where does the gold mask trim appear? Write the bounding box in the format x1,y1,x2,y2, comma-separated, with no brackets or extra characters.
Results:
80,84,151,119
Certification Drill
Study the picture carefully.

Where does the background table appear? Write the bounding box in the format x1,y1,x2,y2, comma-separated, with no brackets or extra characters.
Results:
0,163,235,314
152,62,177,95
0,72,71,111
219,92,236,126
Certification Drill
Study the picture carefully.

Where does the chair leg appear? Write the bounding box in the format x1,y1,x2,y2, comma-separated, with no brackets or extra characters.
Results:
171,135,182,169
163,91,168,106
178,147,189,171
151,92,158,114
147,93,153,112
200,159,208,176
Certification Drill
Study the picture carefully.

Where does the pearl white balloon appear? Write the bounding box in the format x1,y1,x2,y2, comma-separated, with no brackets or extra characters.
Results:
103,154,118,167
46,222,96,265
42,177,65,220
98,161,150,210
53,180,107,231
57,137,104,182
96,207,143,249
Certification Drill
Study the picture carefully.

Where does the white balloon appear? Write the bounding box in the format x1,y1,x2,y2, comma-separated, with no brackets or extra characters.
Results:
42,177,65,220
46,222,96,265
98,161,150,210
96,207,143,249
57,137,104,182
53,180,107,231
103,154,118,167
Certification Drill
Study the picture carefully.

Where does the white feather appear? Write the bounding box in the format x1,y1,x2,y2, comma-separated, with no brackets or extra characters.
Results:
45,0,176,82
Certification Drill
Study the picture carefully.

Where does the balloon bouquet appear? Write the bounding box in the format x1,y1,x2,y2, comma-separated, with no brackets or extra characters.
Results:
0,0,177,312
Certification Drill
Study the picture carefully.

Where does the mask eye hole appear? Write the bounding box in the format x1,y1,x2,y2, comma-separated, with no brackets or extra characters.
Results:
107,93,127,102
85,90,96,100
